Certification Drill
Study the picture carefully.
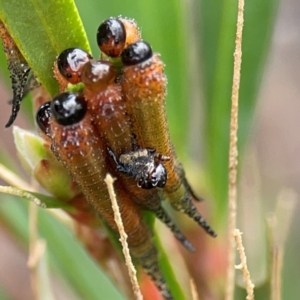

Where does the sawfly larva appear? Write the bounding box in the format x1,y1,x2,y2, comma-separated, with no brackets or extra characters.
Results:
121,41,217,238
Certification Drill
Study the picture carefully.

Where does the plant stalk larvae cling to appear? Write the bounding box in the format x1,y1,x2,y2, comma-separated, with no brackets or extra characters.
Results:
121,41,217,237
79,59,195,252
36,92,174,300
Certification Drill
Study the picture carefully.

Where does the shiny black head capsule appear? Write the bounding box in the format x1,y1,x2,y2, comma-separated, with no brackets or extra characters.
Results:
51,92,87,126
36,101,52,134
97,18,126,57
121,41,152,66
57,48,92,84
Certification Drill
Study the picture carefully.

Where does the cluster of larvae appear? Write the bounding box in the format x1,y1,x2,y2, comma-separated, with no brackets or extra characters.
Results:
4,17,217,300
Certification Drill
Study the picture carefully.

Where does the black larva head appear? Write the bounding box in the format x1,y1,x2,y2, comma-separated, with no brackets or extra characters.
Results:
50,92,87,126
97,18,126,57
36,101,52,134
121,41,152,66
57,48,92,84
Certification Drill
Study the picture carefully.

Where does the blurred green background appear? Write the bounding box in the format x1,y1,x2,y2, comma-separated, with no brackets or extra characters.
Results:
0,0,299,299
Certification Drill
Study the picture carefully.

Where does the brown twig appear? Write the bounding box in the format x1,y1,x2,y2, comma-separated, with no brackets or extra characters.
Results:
104,173,143,300
225,0,245,300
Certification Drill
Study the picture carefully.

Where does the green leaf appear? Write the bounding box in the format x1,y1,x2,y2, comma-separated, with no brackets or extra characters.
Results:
0,282,10,300
199,0,279,220
154,234,186,300
0,0,91,96
0,196,125,300
13,126,81,201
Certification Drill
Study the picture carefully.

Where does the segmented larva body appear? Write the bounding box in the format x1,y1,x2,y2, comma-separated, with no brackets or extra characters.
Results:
121,42,217,237
42,92,173,299
0,20,30,127
81,60,195,252
50,109,151,249
121,45,183,195
82,63,132,155
117,18,141,50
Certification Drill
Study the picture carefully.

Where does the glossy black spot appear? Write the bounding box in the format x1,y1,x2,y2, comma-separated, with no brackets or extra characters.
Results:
151,163,167,188
57,48,92,82
51,92,87,126
36,101,52,134
121,41,152,66
97,18,126,57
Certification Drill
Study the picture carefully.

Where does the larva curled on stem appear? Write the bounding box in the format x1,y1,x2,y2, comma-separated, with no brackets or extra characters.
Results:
121,41,217,238
36,91,174,300
81,59,195,253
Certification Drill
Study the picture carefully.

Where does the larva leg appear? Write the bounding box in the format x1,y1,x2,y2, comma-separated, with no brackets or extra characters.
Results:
155,206,195,252
177,193,217,238
174,158,203,202
0,20,30,127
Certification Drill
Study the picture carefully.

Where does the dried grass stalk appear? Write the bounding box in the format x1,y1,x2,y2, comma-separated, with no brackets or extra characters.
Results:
268,189,297,300
234,229,255,300
190,278,199,300
0,162,32,190
104,173,143,300
27,239,46,298
225,0,245,299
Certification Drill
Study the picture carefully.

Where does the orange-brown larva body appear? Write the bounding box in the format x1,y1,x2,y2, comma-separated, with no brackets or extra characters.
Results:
121,53,181,195
47,97,173,298
53,61,69,92
50,111,148,244
121,46,216,237
119,18,141,49
82,61,195,252
84,75,162,210
84,79,165,209
85,77,164,211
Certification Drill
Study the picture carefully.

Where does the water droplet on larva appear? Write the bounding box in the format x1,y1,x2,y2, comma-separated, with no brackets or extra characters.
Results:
35,198,41,205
